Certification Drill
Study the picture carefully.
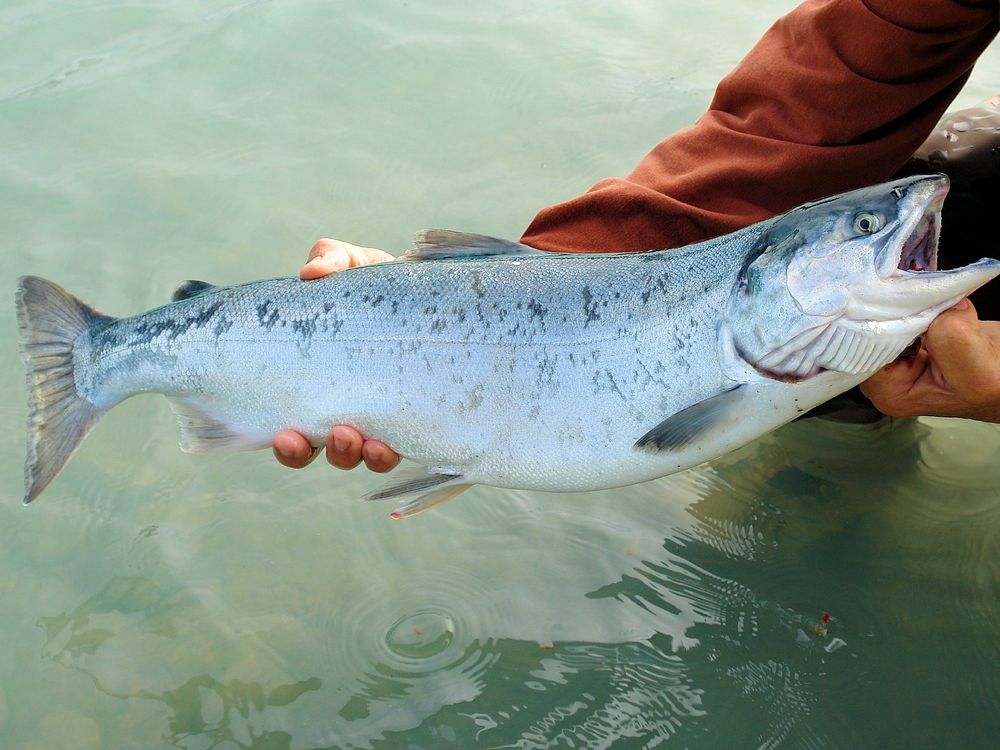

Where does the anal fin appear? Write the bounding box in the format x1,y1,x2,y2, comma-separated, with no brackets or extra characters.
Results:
634,385,747,452
362,467,471,519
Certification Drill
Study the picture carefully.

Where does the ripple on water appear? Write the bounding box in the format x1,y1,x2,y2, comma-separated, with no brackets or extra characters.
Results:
319,565,505,729
383,610,455,663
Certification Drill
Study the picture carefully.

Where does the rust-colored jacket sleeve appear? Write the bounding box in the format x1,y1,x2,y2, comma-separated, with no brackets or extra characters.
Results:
520,0,999,253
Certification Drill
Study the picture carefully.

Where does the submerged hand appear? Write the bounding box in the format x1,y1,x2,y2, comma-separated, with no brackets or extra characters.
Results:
272,238,401,472
861,299,1000,422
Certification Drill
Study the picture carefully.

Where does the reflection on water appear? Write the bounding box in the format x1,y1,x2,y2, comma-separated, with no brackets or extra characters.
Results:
39,576,323,748
26,416,999,748
4,0,1000,747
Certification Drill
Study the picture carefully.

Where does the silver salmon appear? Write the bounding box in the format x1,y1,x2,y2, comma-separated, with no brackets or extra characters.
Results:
16,175,1000,517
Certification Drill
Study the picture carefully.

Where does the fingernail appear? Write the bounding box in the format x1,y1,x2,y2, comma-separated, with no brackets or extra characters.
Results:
333,435,348,453
276,446,291,458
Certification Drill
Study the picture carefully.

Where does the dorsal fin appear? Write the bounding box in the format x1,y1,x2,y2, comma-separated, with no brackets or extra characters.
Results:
405,230,549,261
172,280,217,301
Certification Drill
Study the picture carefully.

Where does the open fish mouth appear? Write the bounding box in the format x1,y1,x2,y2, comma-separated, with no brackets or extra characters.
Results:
897,210,939,272
849,174,999,324
876,177,946,279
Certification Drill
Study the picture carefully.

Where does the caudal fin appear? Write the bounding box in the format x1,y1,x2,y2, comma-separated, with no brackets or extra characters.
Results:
15,276,114,503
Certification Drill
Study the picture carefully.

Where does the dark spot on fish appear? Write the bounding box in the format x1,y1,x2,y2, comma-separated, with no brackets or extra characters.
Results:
213,317,233,337
256,301,280,330
292,315,318,340
471,271,485,299
582,286,600,324
135,300,224,341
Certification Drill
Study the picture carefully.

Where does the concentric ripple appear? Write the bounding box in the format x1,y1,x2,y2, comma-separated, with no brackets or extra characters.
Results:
381,609,456,665
316,563,507,734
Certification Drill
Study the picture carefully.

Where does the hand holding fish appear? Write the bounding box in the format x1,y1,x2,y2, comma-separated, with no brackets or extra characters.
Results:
299,238,394,280
272,238,401,472
861,299,1000,423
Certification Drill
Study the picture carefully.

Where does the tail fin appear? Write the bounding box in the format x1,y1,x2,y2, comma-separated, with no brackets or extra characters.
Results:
15,276,114,503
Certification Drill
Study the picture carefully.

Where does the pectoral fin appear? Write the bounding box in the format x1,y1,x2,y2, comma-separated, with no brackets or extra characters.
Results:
634,385,747,452
363,467,471,519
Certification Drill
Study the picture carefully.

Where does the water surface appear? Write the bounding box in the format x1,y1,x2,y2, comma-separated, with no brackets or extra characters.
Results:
2,1,999,747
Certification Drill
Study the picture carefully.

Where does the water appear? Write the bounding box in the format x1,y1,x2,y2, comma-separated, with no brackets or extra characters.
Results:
2,1,999,747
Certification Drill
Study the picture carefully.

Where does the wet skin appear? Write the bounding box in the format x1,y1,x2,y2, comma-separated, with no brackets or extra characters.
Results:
272,239,1000,474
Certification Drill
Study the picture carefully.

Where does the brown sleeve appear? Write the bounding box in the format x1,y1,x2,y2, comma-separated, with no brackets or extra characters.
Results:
519,0,999,253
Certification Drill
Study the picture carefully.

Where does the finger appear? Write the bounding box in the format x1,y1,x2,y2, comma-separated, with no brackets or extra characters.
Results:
355,247,396,266
362,440,401,473
860,347,930,417
923,299,1000,402
301,240,351,280
273,430,320,469
326,425,364,469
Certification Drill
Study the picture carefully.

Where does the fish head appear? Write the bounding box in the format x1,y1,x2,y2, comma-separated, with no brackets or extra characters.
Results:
727,174,1000,379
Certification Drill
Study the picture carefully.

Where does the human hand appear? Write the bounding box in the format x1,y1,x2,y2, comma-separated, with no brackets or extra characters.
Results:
861,299,1000,422
272,238,401,472
299,237,395,280
273,425,400,472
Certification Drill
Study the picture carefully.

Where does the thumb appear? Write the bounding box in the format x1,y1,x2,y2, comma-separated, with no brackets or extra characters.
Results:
923,298,1000,396
301,243,350,280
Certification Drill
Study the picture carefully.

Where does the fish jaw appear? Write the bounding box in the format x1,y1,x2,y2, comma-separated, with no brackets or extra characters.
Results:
854,257,1000,324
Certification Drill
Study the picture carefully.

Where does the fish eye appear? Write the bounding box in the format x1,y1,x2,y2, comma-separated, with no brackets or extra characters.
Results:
852,211,882,235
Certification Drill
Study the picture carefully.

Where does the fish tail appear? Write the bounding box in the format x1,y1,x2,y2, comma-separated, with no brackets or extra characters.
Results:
15,276,116,503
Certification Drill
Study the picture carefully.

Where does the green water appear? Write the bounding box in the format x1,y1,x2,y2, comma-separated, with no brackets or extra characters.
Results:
2,1,999,747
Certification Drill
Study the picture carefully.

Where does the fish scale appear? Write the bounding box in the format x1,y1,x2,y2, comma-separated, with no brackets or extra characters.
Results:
91,245,734,486
16,176,1000,515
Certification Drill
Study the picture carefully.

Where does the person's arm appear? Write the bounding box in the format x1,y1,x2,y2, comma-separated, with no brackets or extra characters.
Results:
521,0,998,253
